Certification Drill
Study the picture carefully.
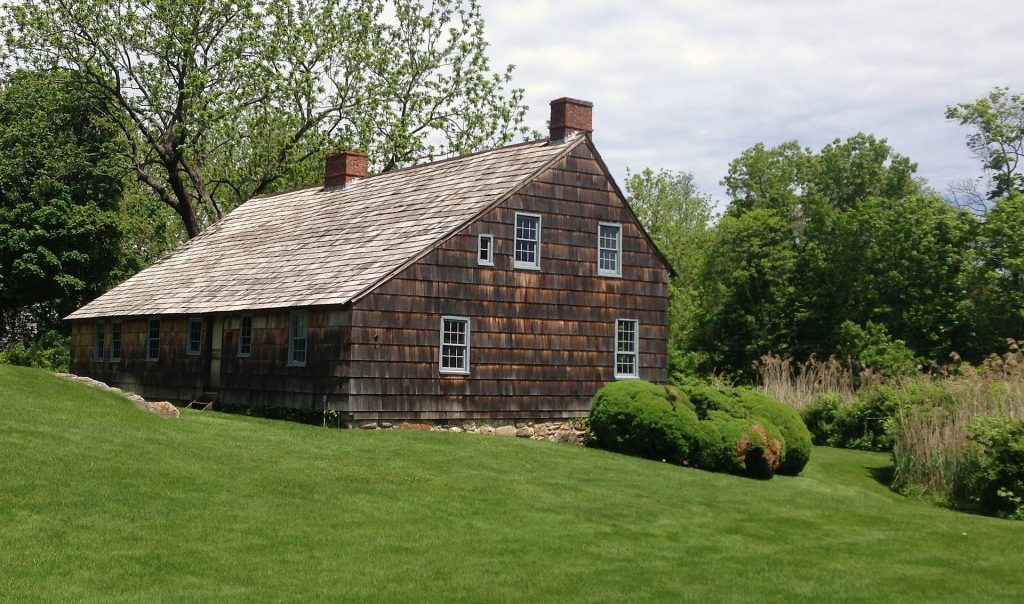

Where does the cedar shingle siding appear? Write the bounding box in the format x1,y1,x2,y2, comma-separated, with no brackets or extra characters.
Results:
68,128,672,420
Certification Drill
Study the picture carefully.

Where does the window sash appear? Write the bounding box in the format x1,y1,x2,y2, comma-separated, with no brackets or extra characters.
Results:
238,316,252,357
598,223,622,276
187,319,203,355
477,234,494,266
288,311,308,366
514,213,541,270
93,322,104,362
110,322,122,362
146,319,160,361
439,316,470,374
615,319,639,378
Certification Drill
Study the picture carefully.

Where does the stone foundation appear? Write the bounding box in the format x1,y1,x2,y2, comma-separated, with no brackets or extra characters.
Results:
355,418,588,445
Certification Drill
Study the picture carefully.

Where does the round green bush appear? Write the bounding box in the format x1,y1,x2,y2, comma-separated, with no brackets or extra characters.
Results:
588,380,697,464
689,409,782,479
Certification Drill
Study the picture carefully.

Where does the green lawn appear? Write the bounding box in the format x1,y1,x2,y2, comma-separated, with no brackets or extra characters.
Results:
1,365,1022,602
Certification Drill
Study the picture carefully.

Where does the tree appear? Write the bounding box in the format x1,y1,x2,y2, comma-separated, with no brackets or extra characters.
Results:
0,70,129,344
975,192,1024,343
946,87,1024,200
2,0,532,238
624,168,714,373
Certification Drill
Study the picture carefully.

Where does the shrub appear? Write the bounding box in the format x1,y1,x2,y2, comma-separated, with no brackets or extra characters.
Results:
803,393,843,446
588,380,697,464
588,380,811,478
836,320,917,378
957,418,1024,519
0,330,70,372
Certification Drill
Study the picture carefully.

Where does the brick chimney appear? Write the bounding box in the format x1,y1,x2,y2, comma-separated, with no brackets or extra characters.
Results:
549,97,593,142
324,150,369,189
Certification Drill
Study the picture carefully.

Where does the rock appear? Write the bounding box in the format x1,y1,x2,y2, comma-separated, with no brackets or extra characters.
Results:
450,426,464,433
146,401,180,420
379,422,393,429
494,425,516,437
533,424,550,438
515,426,534,438
359,422,379,430
553,430,580,445
478,425,494,435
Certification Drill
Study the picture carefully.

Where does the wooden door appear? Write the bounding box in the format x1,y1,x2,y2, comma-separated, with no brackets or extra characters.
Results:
208,317,223,390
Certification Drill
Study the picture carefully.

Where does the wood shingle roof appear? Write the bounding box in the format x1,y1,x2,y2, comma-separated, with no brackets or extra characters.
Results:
67,138,581,319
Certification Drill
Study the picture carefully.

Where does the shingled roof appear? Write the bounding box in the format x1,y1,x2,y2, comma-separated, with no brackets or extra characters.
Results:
67,138,582,320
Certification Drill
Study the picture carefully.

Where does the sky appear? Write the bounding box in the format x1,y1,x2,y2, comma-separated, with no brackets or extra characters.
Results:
479,0,1024,207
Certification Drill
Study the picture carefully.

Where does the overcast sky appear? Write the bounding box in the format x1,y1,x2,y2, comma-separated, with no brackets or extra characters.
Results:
479,0,1024,206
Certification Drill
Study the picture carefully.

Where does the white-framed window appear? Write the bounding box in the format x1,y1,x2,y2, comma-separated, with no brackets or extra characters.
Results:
514,212,541,270
439,316,470,375
238,315,252,357
477,233,494,266
110,321,122,362
615,319,639,379
288,310,308,367
146,319,160,361
598,222,622,277
93,321,105,362
187,318,203,356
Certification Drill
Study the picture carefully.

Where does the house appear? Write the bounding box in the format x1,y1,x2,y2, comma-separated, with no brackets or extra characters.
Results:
66,98,673,428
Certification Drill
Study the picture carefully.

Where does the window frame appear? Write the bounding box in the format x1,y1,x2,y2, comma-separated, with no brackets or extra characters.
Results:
598,222,623,277
110,320,122,362
614,318,640,379
513,212,542,271
146,318,160,361
477,233,495,267
439,315,471,375
93,321,105,362
287,310,309,367
238,315,253,357
186,317,203,356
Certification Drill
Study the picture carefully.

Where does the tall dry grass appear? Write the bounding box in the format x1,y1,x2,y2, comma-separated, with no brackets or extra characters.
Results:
755,353,879,410
892,344,1024,498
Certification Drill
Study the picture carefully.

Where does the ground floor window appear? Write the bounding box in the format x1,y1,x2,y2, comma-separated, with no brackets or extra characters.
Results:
615,319,639,378
440,316,470,374
147,319,160,361
288,311,308,367
110,321,122,362
238,315,252,357
187,318,203,355
93,321,105,361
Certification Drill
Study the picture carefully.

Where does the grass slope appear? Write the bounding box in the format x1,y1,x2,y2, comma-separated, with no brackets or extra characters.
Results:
1,365,1022,603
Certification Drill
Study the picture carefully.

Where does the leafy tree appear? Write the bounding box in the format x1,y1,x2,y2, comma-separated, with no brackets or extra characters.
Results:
0,70,129,343
975,192,1024,342
624,168,714,373
946,87,1024,200
2,0,532,238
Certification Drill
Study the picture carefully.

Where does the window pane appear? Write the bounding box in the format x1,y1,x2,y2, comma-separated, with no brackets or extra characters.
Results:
94,323,104,360
147,320,160,360
514,215,540,268
239,316,252,355
615,319,638,377
599,224,620,274
440,317,469,372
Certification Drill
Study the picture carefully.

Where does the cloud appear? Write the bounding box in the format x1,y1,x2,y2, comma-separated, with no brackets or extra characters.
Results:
480,0,1024,204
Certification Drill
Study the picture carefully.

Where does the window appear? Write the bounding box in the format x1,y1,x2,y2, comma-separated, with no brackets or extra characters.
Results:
288,310,308,367
93,322,105,362
514,212,541,270
439,316,470,375
110,321,122,362
238,316,252,357
477,233,494,266
146,319,160,361
598,223,622,276
615,319,639,379
187,318,203,356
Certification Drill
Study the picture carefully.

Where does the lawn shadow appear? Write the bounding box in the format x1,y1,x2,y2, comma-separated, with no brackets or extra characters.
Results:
866,463,895,488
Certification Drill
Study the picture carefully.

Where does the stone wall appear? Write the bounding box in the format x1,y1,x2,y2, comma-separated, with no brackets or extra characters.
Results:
354,418,588,445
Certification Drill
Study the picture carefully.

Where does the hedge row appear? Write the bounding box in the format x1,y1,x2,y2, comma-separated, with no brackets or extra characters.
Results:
587,380,812,478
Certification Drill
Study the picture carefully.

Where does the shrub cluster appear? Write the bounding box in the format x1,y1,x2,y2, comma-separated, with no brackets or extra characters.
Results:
588,380,811,478
957,418,1024,519
0,330,70,372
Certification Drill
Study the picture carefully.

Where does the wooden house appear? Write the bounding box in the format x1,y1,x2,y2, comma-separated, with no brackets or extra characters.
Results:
66,98,673,426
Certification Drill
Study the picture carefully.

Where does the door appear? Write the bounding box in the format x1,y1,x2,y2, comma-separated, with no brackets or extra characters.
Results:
208,317,224,390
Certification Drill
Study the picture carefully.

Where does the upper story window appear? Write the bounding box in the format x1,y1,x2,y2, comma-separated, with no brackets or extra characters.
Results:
598,223,622,277
93,321,105,362
238,316,253,357
439,316,470,375
288,310,308,367
514,212,541,270
615,319,639,379
110,321,122,362
477,233,494,266
146,319,160,361
187,318,203,356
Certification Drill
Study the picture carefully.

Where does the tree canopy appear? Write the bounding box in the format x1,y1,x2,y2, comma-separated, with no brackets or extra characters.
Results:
2,0,533,237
